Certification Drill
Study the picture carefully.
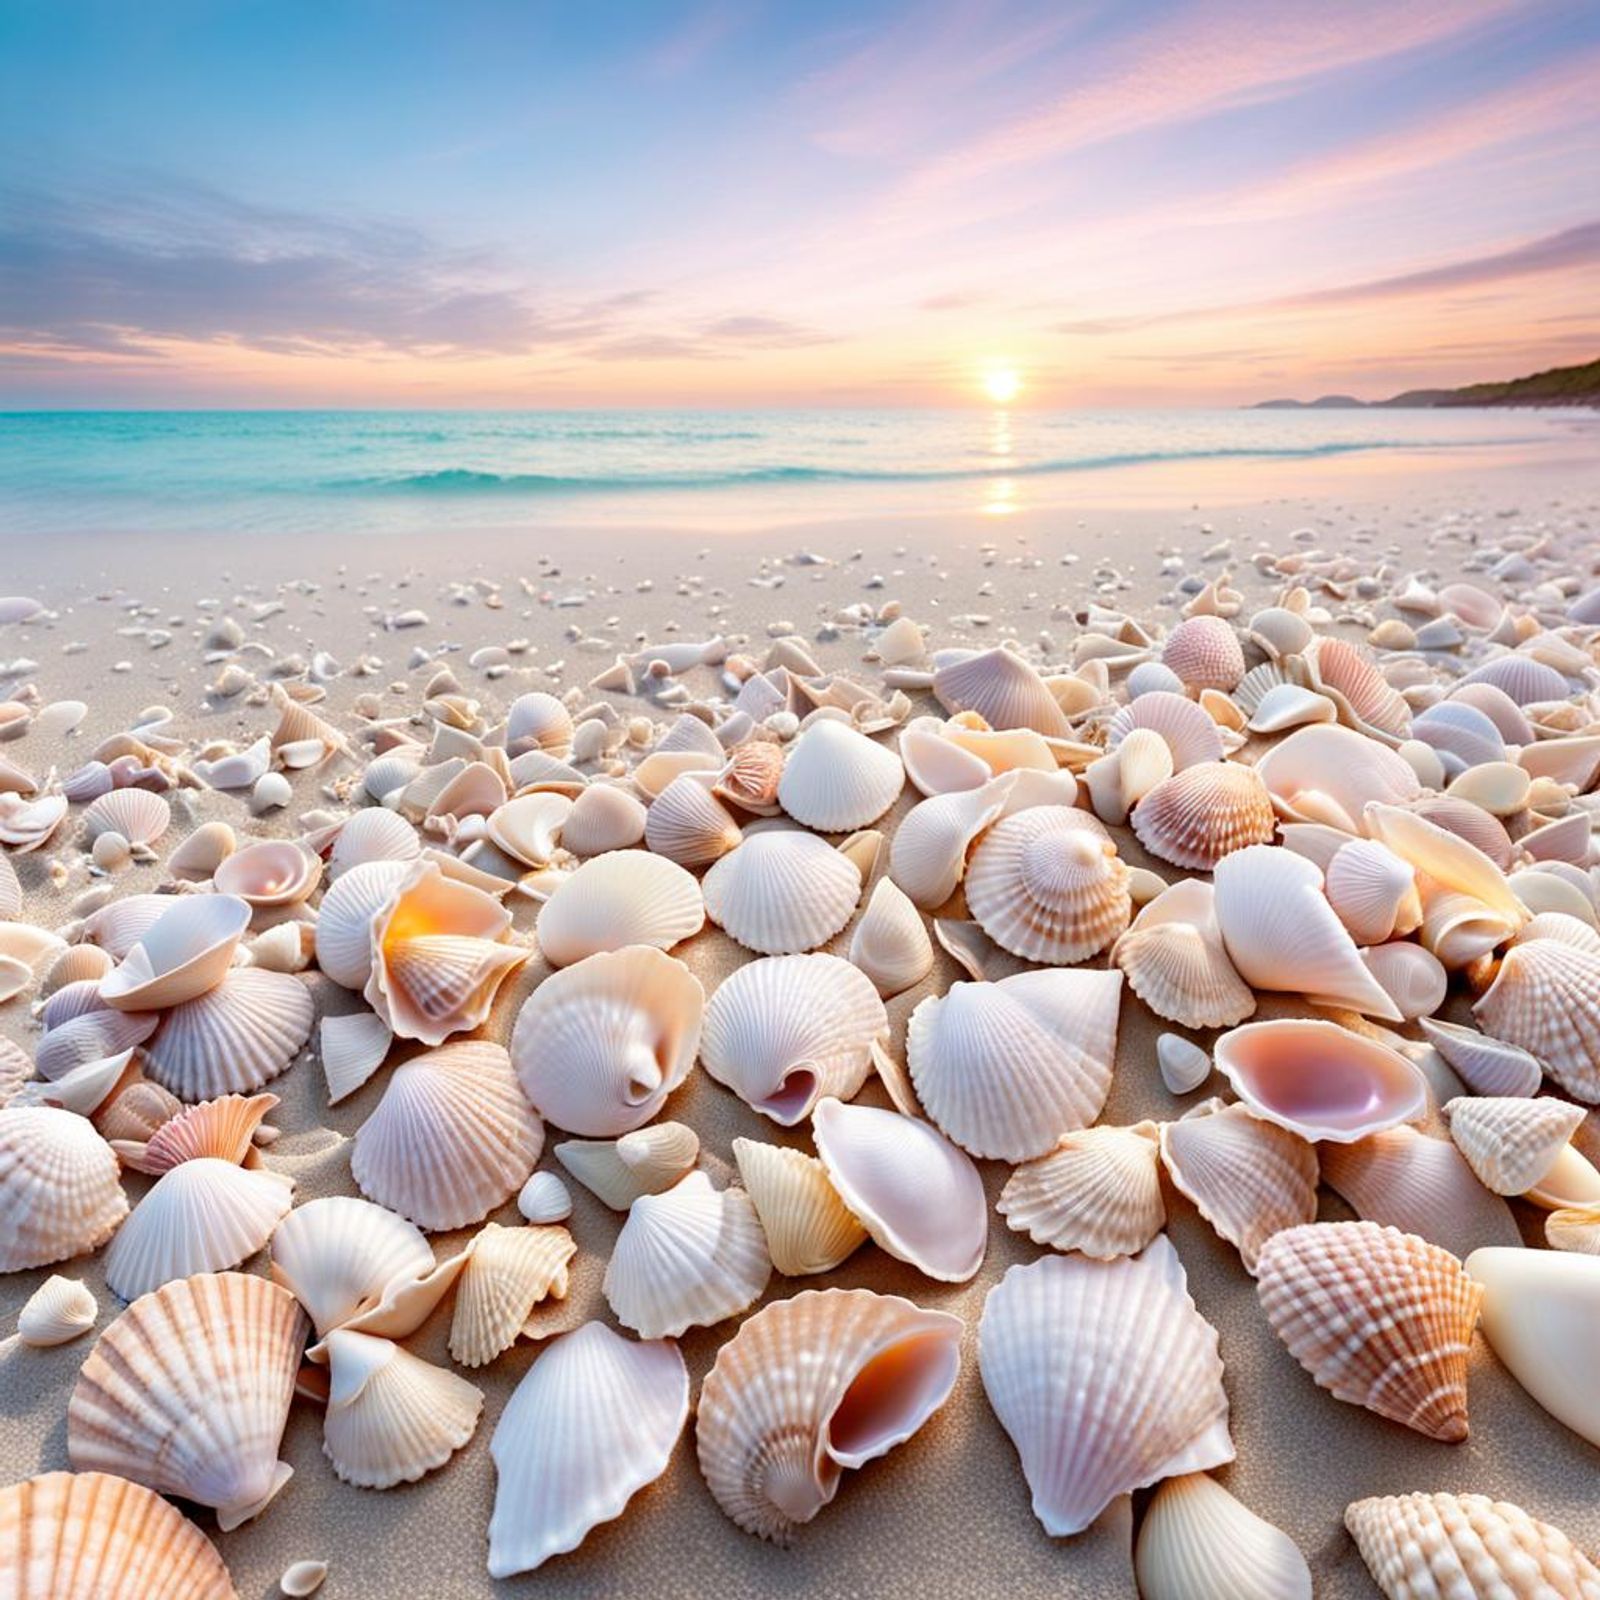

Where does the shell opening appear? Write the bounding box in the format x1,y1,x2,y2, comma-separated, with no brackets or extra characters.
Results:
758,1065,820,1125
825,1330,961,1469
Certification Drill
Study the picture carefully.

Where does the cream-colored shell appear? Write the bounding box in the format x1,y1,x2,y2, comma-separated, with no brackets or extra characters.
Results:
1254,723,1420,832
98,894,252,1011
1324,837,1421,945
486,792,573,868
1475,929,1600,1101
111,1091,278,1175
318,1010,394,1105
1547,1203,1600,1254
998,1121,1164,1258
732,1137,867,1275
644,773,742,867
932,647,1069,735
536,849,705,967
1136,1473,1311,1600
325,807,420,877
0,1106,128,1273
143,967,315,1099
847,876,933,997
1443,1095,1586,1195
16,1275,98,1346
554,1121,700,1209
1111,877,1256,1030
702,828,864,954
213,841,322,908
777,718,904,832
449,1221,576,1366
888,778,1012,910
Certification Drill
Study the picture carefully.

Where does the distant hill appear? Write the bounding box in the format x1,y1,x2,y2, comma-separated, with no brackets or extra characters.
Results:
1252,356,1600,410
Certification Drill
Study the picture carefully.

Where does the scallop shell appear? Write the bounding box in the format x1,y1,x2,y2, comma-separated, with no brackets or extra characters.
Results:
112,1091,278,1175
554,1121,700,1209
505,691,575,759
325,808,420,876
1213,845,1400,1018
697,1287,962,1543
536,850,705,967
1136,1472,1311,1600
1443,1095,1586,1195
351,1041,543,1231
98,895,252,1012
68,1271,307,1530
732,1137,867,1275
105,1158,294,1301
979,1238,1232,1537
906,967,1122,1161
0,1105,128,1272
84,788,171,847
888,778,1012,910
1131,761,1275,870
1362,941,1447,1021
643,773,742,867
848,876,933,998
997,1121,1163,1258
1111,877,1256,1030
1256,1221,1480,1440
560,783,647,856
37,1003,159,1084
1108,691,1225,770
1162,616,1245,691
1324,838,1420,945
0,1470,239,1600
932,647,1069,735
700,953,886,1126
485,792,573,869
16,1275,98,1346
321,1329,483,1489
1475,930,1600,1100
318,1010,394,1105
1346,1490,1600,1600
604,1170,771,1338
1307,636,1411,738
512,944,703,1136
213,841,322,908
1159,1098,1318,1272
313,860,411,990
144,967,315,1099
488,1321,689,1577
1254,724,1420,832
775,718,904,832
703,828,864,954
95,1079,183,1145
448,1221,575,1366
964,805,1130,965
1460,653,1571,705
811,1097,986,1282
714,740,786,816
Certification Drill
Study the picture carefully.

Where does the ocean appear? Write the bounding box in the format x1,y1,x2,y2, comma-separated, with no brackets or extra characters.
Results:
0,407,1589,539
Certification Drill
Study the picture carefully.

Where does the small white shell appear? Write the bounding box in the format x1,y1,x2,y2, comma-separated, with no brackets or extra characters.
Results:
997,1121,1164,1258
554,1121,700,1210
535,850,705,967
518,1170,573,1223
702,828,865,954
1136,1473,1311,1600
0,1105,129,1272
848,876,934,997
143,967,315,1099
778,719,904,831
16,1275,98,1346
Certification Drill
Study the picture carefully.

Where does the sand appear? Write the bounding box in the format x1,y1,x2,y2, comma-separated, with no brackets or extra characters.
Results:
4,448,1600,1599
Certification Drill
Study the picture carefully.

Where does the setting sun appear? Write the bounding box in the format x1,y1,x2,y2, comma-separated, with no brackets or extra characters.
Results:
982,367,1022,405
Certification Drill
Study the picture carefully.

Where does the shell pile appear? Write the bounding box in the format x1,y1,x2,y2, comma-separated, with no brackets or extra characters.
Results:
4,529,1600,1596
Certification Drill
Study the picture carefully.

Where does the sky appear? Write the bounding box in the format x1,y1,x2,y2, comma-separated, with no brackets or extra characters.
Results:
1,0,1597,407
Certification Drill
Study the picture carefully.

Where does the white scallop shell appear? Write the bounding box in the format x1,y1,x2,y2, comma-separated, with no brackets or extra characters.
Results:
505,691,575,759
518,1170,573,1223
777,719,904,831
1361,941,1447,1021
1324,838,1420,945
1107,690,1224,770
932,647,1069,735
314,860,411,990
318,1010,394,1105
1444,1095,1586,1195
702,828,864,954
16,1275,98,1346
536,850,705,967
1417,1017,1542,1097
644,773,742,867
1474,925,1600,1100
1136,1473,1311,1600
326,807,421,876
1111,877,1256,1031
98,894,252,1011
997,1121,1164,1258
554,1121,700,1210
83,788,171,847
144,967,315,1099
0,1105,129,1272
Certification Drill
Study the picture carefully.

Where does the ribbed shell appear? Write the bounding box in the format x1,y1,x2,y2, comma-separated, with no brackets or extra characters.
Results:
536,850,705,967
888,780,1010,910
488,1322,689,1577
561,783,647,856
700,953,886,1125
644,774,742,866
505,690,575,758
978,1239,1233,1537
1108,691,1225,770
1444,1095,1587,1194
696,1288,962,1542
906,968,1123,1161
714,740,785,815
777,719,904,831
1475,933,1600,1101
143,968,315,1100
17,1275,98,1346
847,876,934,997
326,807,420,876
932,647,1069,735
449,1222,576,1366
1309,636,1411,737
1111,878,1256,1030
1255,1222,1480,1441
314,859,411,990
318,1010,394,1105
1161,615,1245,691
1324,838,1419,945
114,1091,278,1174
0,1471,239,1600
554,1121,700,1209
702,829,863,954
84,788,171,847
0,1106,128,1273
998,1121,1164,1258
1130,761,1275,870
732,1137,867,1275
603,1170,771,1338
351,1041,544,1231
1547,1203,1600,1254
67,1272,307,1530
1136,1472,1311,1600
1459,653,1571,705
1362,941,1447,1021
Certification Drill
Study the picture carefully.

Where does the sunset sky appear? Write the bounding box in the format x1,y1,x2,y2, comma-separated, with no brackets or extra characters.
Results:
2,0,1597,408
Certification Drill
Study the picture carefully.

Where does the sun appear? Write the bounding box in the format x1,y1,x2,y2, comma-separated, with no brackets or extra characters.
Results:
982,366,1022,405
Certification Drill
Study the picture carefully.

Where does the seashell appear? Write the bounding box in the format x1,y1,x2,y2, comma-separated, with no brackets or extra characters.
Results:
1362,940,1447,1021
95,1079,183,1145
281,1560,328,1598
1136,1472,1312,1600
84,788,171,847
1256,1222,1479,1440
36,1006,160,1082
1157,1031,1211,1094
362,751,423,804
1307,637,1410,738
0,1470,239,1599
113,1093,277,1174
213,841,322,908
536,849,704,967
1324,837,1420,948
1111,877,1256,1030
1442,1095,1586,1194
505,691,575,759
518,1169,572,1223
99,894,252,1011
488,1321,689,1576
964,805,1130,965
1525,1142,1600,1211
732,1137,866,1275
1246,682,1336,734
1547,1203,1600,1254
506,747,587,793
485,791,572,868
321,1329,483,1488
365,859,527,1045
888,777,1012,910
16,1275,98,1346
979,1238,1232,1537
697,1287,961,1543
561,782,647,855
812,1097,986,1281
1214,1018,1426,1142
898,725,990,797
0,792,68,851
1346,1490,1600,1600
1162,615,1245,691
932,647,1069,735
9,1048,135,1117
1254,724,1420,832
1127,660,1186,697
0,1105,128,1272
554,1120,700,1209
604,1170,771,1337
777,718,904,831
313,859,411,990
1085,728,1172,826
144,967,314,1099
714,739,786,815
424,761,506,827
1520,733,1600,791
644,772,742,866
1108,690,1225,770
68,1271,307,1530
632,748,719,798
326,807,420,876
1407,793,1517,871
1466,1245,1600,1447
1160,1098,1318,1271
997,1121,1163,1258
701,953,886,1125
1460,652,1571,705
907,968,1122,1161
245,920,314,975
1367,805,1528,938
105,1158,295,1300
703,828,863,954
1131,761,1274,870
352,1041,543,1230
513,944,702,1136
1326,1113,1524,1253
449,1221,576,1365
1475,929,1600,1100
848,876,933,997
318,1010,394,1105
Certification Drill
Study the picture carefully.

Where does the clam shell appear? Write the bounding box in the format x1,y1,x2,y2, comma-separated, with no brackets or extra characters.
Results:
213,841,322,908
777,719,904,831
68,1271,307,1530
144,967,315,1099
847,876,933,997
997,1120,1163,1258
554,1121,700,1210
449,1221,575,1366
604,1170,771,1338
1256,1221,1479,1440
1130,761,1275,870
1159,1098,1318,1272
112,1090,278,1175
1444,1095,1586,1194
898,725,990,797
1254,724,1420,832
1111,877,1256,1030
703,828,863,954
536,850,705,967
488,1321,689,1577
505,691,575,759
0,1470,239,1600
888,778,1012,910
1108,691,1225,770
0,1105,128,1272
701,953,886,1126
812,1097,986,1282
1366,804,1528,934
98,894,252,1012
351,1041,543,1231
1136,1472,1311,1600
1324,838,1420,945
517,1170,572,1223
512,944,703,1136
560,783,647,856
644,773,742,866
84,787,171,847
1158,1032,1211,1094
485,792,573,868
1475,930,1600,1100
1085,728,1172,826
325,808,420,876
318,1010,394,1105
932,647,1069,735
732,1137,867,1276
16,1275,98,1346
37,1001,159,1084
697,1287,962,1542
1459,653,1571,704
907,968,1122,1161
321,1329,483,1488
979,1238,1232,1537
313,860,411,990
